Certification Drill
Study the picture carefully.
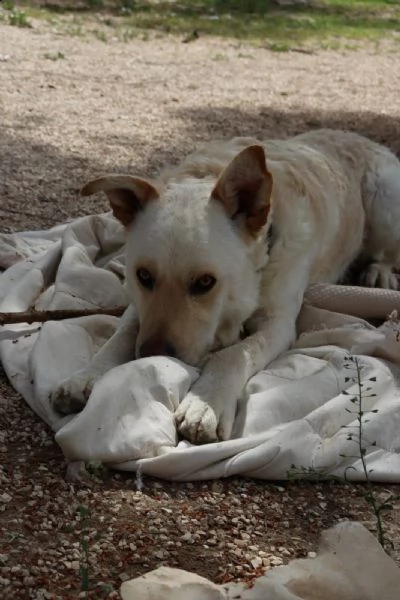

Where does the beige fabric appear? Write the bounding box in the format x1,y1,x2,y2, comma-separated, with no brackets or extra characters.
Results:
306,283,400,319
1,215,400,481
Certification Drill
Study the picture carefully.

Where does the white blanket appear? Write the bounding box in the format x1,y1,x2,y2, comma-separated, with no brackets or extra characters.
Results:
1,214,400,481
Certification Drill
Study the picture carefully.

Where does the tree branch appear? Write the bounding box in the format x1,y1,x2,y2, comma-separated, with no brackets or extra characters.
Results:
0,307,126,326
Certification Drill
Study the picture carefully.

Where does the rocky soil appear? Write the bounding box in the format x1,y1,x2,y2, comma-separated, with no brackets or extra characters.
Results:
1,15,399,599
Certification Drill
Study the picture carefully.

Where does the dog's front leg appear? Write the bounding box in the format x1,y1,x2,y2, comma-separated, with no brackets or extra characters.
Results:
176,252,312,444
51,304,139,414
175,312,297,444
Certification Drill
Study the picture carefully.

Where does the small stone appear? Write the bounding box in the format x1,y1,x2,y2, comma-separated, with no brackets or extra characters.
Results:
153,550,168,559
250,557,263,569
307,551,317,559
0,493,12,503
262,557,271,567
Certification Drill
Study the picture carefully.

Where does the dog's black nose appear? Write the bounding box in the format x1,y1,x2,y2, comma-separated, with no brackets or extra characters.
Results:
139,338,177,359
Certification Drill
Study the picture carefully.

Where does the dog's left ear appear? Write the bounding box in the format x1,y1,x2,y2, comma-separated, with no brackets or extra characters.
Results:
211,145,273,235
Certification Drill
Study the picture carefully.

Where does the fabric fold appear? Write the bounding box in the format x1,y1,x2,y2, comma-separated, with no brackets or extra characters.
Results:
1,214,400,481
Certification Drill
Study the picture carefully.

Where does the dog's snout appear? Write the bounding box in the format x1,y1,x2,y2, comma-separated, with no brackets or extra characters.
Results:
139,338,177,359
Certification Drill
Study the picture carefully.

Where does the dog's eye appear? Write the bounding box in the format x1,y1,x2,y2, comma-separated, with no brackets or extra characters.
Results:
189,274,217,296
136,268,155,290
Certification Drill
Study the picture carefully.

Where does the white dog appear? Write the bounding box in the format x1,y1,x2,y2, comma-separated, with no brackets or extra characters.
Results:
51,129,400,444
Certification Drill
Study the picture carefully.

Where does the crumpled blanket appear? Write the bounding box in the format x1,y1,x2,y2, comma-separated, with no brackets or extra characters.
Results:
1,213,400,481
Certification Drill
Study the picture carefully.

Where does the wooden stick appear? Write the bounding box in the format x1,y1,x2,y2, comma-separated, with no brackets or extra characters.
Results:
0,307,126,326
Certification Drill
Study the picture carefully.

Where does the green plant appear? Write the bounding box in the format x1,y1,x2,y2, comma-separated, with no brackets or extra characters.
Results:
119,0,136,15
44,51,66,61
8,8,31,28
267,42,291,52
286,464,332,482
93,29,108,42
85,460,108,477
340,355,399,551
5,0,400,48
2,0,16,10
119,27,137,42
74,503,114,596
287,355,399,553
78,504,91,594
212,52,227,60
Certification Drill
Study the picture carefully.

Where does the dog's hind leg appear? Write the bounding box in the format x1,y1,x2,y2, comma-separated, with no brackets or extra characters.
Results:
361,161,400,290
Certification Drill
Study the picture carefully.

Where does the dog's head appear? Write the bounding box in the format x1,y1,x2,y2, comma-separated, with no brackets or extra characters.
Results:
82,145,273,366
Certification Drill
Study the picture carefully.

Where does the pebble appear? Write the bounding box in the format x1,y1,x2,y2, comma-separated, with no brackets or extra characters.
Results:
262,558,271,567
250,557,263,569
270,557,284,566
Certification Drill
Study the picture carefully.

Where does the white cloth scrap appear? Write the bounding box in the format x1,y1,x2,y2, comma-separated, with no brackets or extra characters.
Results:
1,214,400,481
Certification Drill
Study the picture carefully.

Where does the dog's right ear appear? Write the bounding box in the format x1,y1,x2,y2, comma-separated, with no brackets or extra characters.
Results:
81,175,159,227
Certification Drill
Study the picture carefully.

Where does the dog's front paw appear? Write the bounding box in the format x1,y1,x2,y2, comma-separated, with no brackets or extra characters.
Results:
175,394,219,444
50,370,100,415
175,389,236,444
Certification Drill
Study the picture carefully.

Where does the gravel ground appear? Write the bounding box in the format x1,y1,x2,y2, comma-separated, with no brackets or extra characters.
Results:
1,15,400,599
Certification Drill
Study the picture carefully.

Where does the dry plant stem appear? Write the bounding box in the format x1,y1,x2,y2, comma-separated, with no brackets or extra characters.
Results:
0,307,126,326
352,357,391,551
354,359,383,542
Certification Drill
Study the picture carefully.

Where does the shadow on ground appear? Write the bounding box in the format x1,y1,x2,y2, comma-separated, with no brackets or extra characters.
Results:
173,105,400,155
2,105,400,231
2,102,400,594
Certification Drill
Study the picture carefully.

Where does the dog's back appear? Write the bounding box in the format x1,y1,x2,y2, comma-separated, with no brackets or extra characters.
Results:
160,129,400,287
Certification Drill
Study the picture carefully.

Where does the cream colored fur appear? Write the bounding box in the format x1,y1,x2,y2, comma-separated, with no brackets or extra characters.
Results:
51,129,400,444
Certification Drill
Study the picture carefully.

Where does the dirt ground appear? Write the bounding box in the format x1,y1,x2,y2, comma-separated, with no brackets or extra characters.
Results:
1,15,400,599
